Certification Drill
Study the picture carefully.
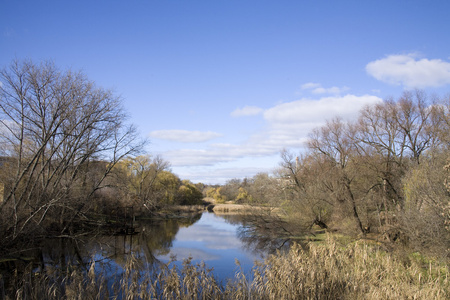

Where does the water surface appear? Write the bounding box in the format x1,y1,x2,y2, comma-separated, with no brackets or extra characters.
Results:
154,212,264,279
2,211,270,282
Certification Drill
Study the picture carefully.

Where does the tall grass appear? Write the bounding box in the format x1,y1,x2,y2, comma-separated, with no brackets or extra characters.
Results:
3,236,449,299
248,236,449,299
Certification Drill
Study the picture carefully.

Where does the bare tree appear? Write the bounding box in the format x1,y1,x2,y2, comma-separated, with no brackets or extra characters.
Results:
354,92,441,224
354,99,407,227
307,118,370,234
395,90,438,164
278,149,334,231
0,60,145,241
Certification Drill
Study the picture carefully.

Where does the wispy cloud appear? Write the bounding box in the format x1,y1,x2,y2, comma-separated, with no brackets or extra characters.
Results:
231,105,263,117
264,94,381,125
164,142,280,167
149,129,222,143
300,82,321,90
366,53,450,88
160,94,382,170
176,166,272,184
300,82,350,95
162,148,236,166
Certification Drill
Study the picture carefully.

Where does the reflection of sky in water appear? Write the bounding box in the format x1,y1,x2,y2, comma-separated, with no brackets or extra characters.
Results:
35,212,265,287
156,212,262,280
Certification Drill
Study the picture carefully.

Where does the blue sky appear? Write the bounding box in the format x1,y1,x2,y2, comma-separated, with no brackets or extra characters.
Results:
2,0,450,184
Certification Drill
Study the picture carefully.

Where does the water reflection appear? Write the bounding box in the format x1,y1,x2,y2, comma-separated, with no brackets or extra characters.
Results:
154,212,264,279
1,211,282,284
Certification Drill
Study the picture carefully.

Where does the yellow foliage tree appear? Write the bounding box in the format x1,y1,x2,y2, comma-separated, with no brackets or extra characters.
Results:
236,187,253,203
178,180,203,205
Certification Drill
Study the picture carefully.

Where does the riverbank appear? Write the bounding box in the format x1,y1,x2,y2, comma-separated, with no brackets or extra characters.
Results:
212,203,256,214
202,197,284,216
140,198,282,216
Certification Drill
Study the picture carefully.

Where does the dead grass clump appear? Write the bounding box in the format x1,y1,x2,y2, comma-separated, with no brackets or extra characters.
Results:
114,254,223,299
248,236,449,299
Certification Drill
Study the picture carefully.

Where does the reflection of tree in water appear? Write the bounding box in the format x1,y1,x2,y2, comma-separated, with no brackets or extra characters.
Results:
1,211,295,295
105,213,202,269
0,214,203,284
135,214,201,259
214,213,293,255
219,214,246,226
232,213,306,255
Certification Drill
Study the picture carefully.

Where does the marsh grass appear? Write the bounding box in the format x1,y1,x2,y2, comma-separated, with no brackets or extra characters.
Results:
250,236,449,299
4,236,449,299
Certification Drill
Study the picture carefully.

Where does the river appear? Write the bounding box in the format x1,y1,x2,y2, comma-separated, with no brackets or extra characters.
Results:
153,212,264,279
1,211,285,288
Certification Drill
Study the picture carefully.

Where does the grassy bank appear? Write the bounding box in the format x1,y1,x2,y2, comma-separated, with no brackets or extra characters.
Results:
211,203,283,216
212,204,255,214
4,235,448,299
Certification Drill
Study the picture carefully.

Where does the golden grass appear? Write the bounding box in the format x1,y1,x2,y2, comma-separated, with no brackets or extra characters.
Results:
248,236,449,299
212,204,283,216
211,204,254,214
4,236,449,299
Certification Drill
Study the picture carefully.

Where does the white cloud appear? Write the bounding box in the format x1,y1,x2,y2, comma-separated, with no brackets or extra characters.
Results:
301,82,349,95
300,82,321,90
164,142,280,167
264,94,382,125
313,86,349,94
163,148,236,166
175,166,271,184
149,129,222,143
366,53,450,88
157,94,383,173
231,105,263,117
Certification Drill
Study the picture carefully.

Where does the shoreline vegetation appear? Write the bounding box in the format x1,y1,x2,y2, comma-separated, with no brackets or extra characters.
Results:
3,204,448,299
3,233,449,299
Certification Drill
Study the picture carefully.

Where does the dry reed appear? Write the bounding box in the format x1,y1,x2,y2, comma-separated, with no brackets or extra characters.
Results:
4,236,449,299
249,236,449,299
